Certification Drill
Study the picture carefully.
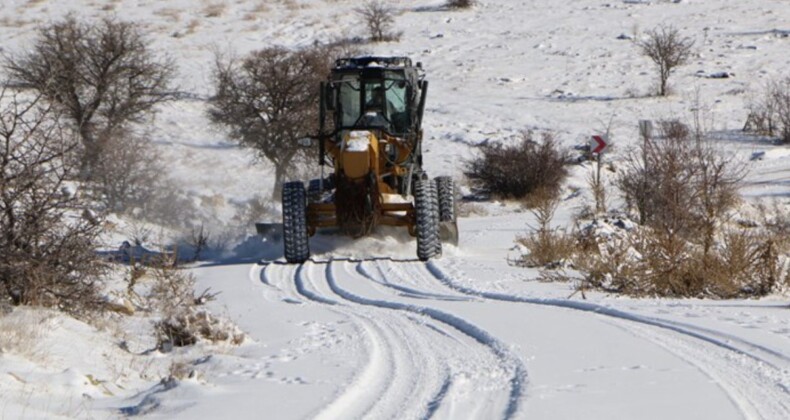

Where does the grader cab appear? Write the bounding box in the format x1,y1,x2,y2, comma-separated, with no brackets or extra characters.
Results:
280,56,457,263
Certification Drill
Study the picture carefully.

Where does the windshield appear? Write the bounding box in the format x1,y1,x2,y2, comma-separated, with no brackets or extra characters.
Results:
335,72,410,133
338,76,360,127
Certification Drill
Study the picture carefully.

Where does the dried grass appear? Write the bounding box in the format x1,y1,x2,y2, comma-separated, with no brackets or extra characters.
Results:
203,2,227,18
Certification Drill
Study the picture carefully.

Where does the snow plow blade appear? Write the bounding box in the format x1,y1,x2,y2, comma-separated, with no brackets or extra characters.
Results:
439,221,459,246
255,223,283,242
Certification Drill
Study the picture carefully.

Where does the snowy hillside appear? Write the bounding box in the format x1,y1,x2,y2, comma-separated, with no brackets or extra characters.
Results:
1,0,789,419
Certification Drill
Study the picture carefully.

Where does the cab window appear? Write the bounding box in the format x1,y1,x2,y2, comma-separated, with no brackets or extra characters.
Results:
338,77,360,127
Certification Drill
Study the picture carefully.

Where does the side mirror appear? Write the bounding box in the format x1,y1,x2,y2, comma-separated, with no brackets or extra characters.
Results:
297,137,313,147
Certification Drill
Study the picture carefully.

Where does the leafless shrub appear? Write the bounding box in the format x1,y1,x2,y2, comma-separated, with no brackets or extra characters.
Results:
638,25,694,96
567,118,762,298
465,131,570,201
704,229,784,297
155,309,244,349
166,361,196,381
0,90,104,315
446,0,475,8
618,120,743,254
209,45,344,198
757,201,790,253
3,16,176,179
573,226,649,294
517,192,576,267
745,77,790,144
572,212,783,298
147,252,193,313
574,134,786,298
147,252,235,349
355,1,400,42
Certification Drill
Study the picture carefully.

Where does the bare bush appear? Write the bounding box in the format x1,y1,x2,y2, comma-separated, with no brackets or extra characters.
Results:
745,77,790,144
562,119,766,298
465,131,570,201
0,90,104,314
618,120,743,254
567,123,774,298
355,1,400,42
3,16,176,179
573,224,650,294
155,309,244,349
638,26,694,96
147,252,237,349
577,223,785,298
148,252,194,316
209,45,341,198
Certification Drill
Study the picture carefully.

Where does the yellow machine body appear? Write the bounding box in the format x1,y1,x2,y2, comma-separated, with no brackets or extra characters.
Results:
306,129,418,236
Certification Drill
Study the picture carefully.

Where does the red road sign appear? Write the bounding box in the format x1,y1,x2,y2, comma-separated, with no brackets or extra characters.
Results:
591,135,607,154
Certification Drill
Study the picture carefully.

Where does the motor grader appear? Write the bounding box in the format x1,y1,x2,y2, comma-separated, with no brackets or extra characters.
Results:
277,56,457,263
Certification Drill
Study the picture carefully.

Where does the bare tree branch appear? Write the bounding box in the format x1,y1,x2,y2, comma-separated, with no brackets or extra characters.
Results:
3,16,177,179
0,90,104,315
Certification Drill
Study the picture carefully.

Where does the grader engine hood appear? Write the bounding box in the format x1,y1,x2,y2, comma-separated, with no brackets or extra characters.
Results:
341,130,379,179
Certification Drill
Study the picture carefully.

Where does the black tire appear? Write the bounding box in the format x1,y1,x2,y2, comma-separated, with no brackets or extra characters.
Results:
435,176,456,222
414,179,441,261
282,181,310,263
435,176,459,246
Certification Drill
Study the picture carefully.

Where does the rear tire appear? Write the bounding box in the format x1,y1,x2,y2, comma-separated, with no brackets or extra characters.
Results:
435,176,459,246
414,179,441,261
282,181,310,263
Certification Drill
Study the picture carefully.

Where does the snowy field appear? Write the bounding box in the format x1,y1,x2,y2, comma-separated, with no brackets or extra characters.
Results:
1,0,789,419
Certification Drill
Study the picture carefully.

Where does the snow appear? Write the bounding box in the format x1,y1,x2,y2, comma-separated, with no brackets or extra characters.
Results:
1,0,790,419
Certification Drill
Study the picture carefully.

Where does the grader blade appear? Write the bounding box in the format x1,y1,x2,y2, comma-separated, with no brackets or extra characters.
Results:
255,222,283,242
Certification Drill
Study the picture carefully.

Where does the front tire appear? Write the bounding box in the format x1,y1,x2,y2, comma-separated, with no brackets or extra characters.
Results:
282,181,310,263
414,179,441,261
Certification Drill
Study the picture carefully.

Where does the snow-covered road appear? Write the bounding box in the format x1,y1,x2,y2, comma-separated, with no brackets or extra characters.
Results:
188,217,790,419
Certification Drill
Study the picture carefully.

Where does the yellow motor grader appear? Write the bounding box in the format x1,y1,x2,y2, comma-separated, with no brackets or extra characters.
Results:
277,56,457,263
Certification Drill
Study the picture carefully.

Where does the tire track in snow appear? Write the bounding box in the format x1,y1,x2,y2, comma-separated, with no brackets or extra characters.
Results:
425,260,790,419
360,258,473,302
286,261,451,420
260,261,305,304
333,260,528,419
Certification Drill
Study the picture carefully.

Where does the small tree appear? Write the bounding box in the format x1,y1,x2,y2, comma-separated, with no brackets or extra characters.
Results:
517,190,576,267
638,26,694,96
3,16,176,179
0,89,104,314
355,1,398,42
208,46,333,198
